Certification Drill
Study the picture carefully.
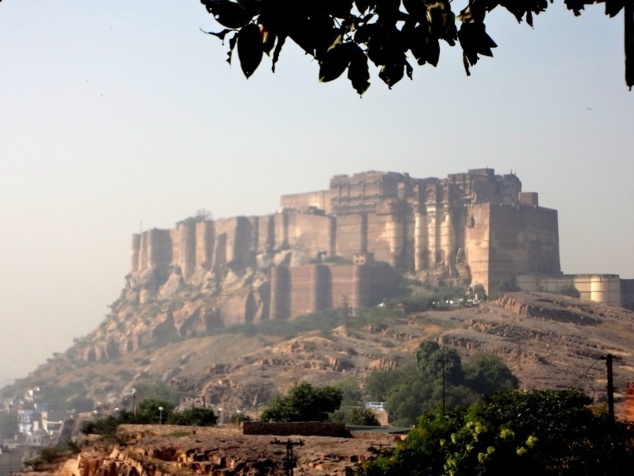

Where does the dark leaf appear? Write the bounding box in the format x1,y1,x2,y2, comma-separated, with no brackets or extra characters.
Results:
563,0,590,16
355,23,379,44
378,61,405,88
227,32,239,65
407,24,439,67
426,37,440,67
347,44,371,95
271,34,286,72
405,59,413,79
203,0,252,29
319,43,354,82
457,3,485,24
318,0,355,19
403,0,427,19
288,16,337,59
261,26,276,55
201,28,233,41
376,0,401,25
605,0,624,17
426,0,455,39
237,23,264,78
354,0,374,14
458,21,496,71
236,0,259,14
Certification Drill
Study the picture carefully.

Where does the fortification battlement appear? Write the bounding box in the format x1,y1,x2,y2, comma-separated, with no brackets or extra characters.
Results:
284,168,527,217
131,169,560,294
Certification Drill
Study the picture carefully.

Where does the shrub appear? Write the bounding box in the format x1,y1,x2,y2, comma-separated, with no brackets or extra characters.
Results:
260,382,343,422
558,284,581,298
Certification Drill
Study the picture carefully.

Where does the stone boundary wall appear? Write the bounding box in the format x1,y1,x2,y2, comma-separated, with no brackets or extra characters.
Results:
517,274,623,306
242,421,352,437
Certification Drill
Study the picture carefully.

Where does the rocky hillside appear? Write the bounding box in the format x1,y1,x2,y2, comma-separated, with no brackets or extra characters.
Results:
8,288,634,417
25,425,400,476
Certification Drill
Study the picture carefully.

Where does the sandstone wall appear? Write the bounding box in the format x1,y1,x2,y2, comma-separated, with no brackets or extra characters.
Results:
270,264,399,318
621,279,634,308
280,190,330,212
286,213,333,263
130,169,562,301
330,266,359,309
461,201,559,292
335,214,366,259
464,204,492,290
517,274,623,306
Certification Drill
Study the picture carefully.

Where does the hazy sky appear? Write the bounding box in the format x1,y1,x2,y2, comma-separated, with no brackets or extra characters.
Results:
1,1,632,387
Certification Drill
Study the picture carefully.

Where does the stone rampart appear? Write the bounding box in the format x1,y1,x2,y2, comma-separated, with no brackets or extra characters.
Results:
130,169,562,301
280,189,330,212
517,274,623,306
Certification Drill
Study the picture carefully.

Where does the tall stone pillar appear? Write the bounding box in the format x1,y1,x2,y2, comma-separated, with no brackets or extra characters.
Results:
414,213,428,271
195,221,214,269
147,229,162,268
386,216,404,268
138,232,149,271
440,209,455,266
311,265,330,312
352,265,367,314
426,207,439,265
178,222,196,280
131,234,141,273
328,216,337,258
270,266,290,319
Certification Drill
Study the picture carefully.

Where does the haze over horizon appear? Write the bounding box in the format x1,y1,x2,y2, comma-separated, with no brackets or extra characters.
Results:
1,1,632,387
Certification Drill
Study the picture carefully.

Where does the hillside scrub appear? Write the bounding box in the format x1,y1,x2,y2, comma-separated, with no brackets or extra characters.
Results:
357,389,634,475
365,341,519,426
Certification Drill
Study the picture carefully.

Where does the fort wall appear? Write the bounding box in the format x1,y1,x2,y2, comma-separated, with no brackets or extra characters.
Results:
280,190,330,213
268,264,400,319
130,169,585,319
127,169,634,317
517,274,623,306
463,204,491,290
131,169,562,297
621,280,634,308
286,213,333,261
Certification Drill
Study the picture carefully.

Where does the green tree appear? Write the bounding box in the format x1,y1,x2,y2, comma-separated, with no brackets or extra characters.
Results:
133,379,181,405
200,0,634,94
558,284,581,298
364,367,405,402
334,377,363,406
167,407,218,426
260,382,343,422
365,342,517,425
463,353,519,395
229,412,252,424
359,389,634,476
135,399,176,424
332,407,381,426
416,340,464,384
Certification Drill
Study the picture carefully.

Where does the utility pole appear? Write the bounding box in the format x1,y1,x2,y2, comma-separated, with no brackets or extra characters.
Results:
442,354,446,416
271,438,304,476
606,353,615,422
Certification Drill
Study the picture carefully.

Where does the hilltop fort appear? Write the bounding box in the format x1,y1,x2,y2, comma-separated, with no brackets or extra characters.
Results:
127,168,562,325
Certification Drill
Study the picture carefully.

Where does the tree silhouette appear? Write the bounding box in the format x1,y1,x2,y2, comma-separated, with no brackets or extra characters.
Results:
199,0,634,94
